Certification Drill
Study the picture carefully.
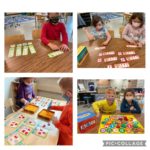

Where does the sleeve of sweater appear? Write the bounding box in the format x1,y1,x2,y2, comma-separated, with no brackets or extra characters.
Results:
41,23,50,45
122,24,133,42
54,106,72,135
60,23,68,45
16,85,25,100
32,89,35,98
120,100,130,112
50,106,65,111
131,100,141,114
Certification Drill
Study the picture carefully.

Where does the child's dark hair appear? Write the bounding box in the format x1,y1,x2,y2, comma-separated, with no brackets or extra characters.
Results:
124,88,135,98
19,78,34,83
92,15,104,27
129,13,145,27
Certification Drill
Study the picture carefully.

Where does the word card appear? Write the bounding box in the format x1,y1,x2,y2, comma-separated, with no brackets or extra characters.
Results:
103,51,115,56
126,45,138,48
104,57,117,62
94,46,106,51
16,45,22,56
22,45,28,56
8,45,15,57
28,44,36,54
48,50,64,58
123,51,136,55
126,55,140,61
114,62,130,68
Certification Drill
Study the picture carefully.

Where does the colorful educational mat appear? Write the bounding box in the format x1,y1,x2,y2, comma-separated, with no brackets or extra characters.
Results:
5,114,53,145
31,96,66,108
8,42,36,58
31,96,52,108
98,115,144,134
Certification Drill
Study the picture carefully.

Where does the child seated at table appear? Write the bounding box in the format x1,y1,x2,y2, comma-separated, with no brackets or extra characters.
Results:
83,15,111,46
16,78,35,108
122,13,145,47
41,13,70,51
92,88,117,118
121,89,141,114
49,78,72,145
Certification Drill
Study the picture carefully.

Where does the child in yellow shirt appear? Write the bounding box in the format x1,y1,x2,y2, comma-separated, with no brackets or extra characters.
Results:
92,88,117,117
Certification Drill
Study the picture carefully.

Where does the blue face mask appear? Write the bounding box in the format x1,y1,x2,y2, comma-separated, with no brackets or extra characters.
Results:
62,94,70,103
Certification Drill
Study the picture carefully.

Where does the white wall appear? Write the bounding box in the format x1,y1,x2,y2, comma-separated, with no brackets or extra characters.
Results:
4,77,16,117
36,78,63,100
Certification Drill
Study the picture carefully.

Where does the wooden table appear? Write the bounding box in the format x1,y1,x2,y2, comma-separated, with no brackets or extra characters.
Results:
5,97,66,145
78,38,145,68
79,111,144,134
5,39,72,72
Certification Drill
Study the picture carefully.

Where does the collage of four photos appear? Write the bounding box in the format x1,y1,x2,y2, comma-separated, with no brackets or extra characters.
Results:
4,12,145,145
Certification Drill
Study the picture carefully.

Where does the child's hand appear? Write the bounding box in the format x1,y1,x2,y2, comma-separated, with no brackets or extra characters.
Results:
129,40,137,45
102,41,108,46
48,43,59,51
137,42,143,48
82,27,88,32
60,44,70,52
96,112,100,118
130,106,135,111
52,116,59,125
24,100,29,105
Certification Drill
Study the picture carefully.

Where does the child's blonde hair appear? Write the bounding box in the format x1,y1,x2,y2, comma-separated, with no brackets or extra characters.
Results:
57,78,72,92
105,88,116,95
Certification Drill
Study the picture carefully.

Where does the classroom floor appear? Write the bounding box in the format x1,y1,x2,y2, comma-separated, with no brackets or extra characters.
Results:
5,15,73,42
78,16,124,43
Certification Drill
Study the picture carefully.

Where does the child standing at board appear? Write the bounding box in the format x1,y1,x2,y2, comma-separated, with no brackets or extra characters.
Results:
83,15,111,46
121,89,141,114
16,78,35,108
41,13,70,51
92,88,117,118
122,13,145,47
49,78,72,145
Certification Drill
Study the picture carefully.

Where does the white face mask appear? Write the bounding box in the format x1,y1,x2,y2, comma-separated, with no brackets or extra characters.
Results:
24,82,33,86
132,21,141,28
125,96,133,102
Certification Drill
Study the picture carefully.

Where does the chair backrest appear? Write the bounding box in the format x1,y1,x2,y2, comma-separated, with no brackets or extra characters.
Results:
108,30,114,38
11,82,20,108
5,34,25,45
32,29,41,40
119,26,124,38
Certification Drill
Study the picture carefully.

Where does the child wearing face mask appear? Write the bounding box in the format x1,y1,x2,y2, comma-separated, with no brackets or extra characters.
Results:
120,89,141,114
49,78,72,145
122,13,145,47
41,13,70,51
92,88,117,118
16,78,35,108
83,15,111,46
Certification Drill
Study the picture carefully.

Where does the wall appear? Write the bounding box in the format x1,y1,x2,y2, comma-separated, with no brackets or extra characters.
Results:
4,77,16,117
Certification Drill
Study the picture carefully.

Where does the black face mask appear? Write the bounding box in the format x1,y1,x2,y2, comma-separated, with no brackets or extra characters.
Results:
49,17,59,24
